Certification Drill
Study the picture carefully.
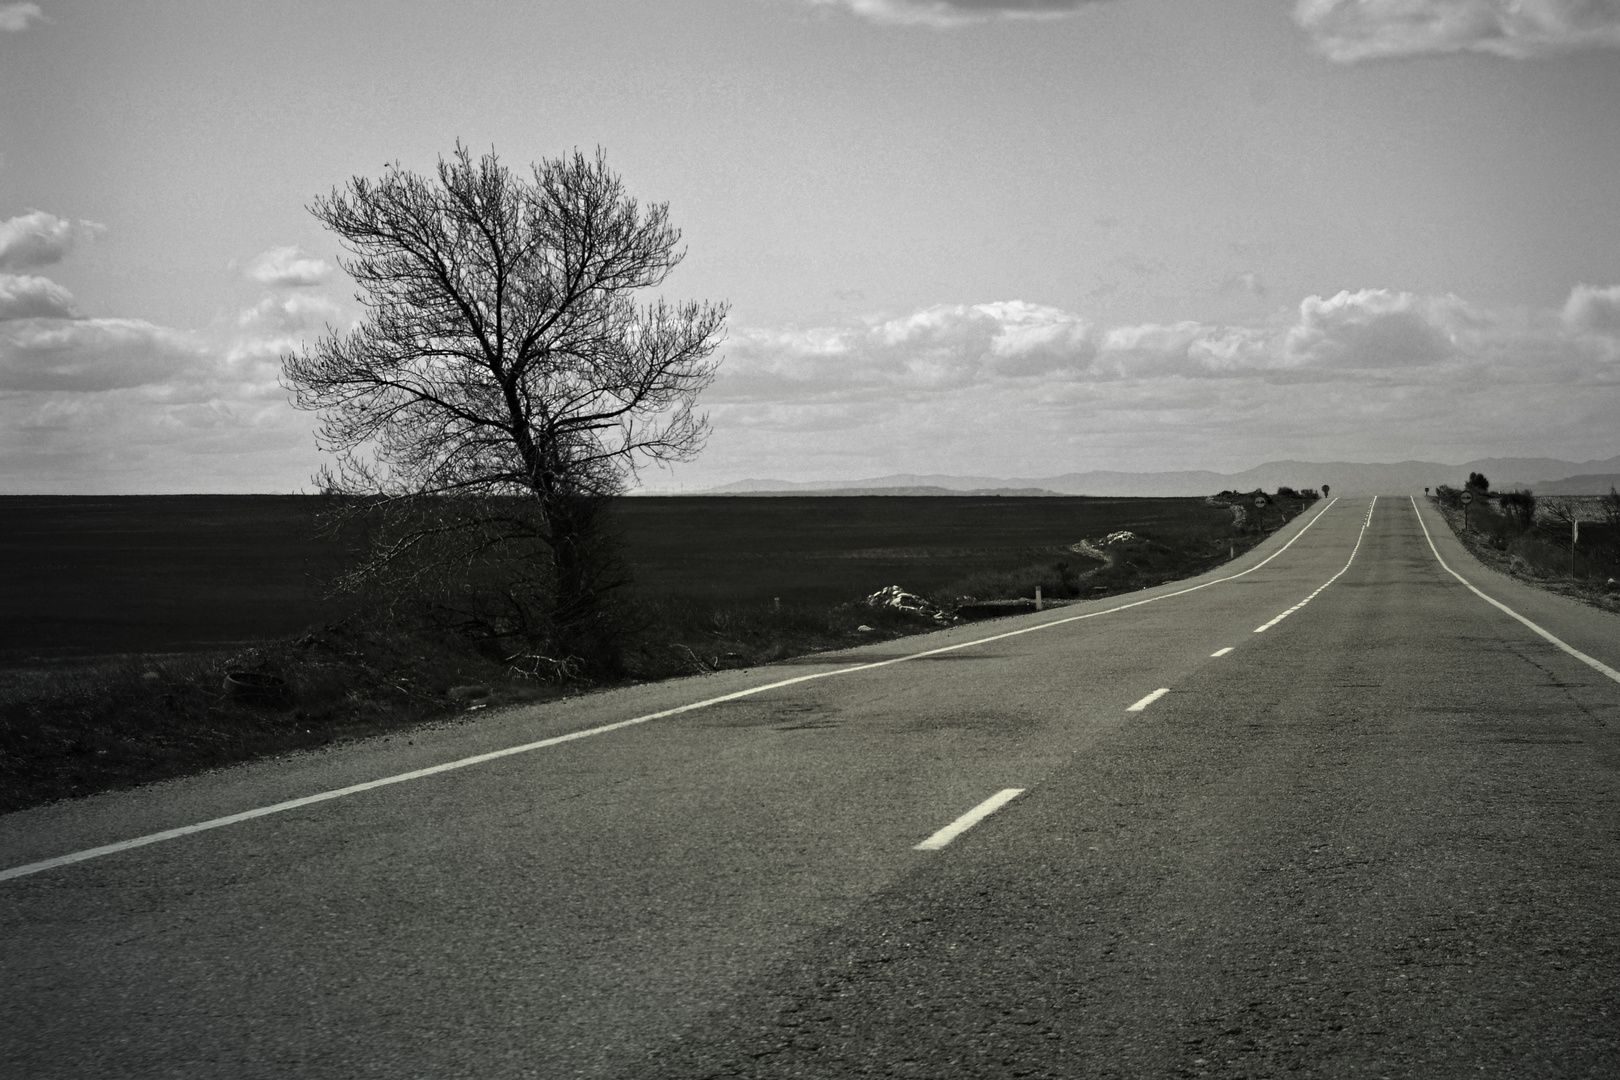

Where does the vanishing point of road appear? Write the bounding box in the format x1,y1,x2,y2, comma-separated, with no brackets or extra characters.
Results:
3,496,1618,1078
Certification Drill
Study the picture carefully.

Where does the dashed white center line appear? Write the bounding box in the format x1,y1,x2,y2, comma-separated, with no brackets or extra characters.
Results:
1126,688,1171,712
914,789,1026,851
1254,496,1377,634
1210,647,1233,657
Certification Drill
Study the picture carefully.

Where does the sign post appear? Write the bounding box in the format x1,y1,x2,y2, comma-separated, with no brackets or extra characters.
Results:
1573,518,1579,578
1460,489,1474,531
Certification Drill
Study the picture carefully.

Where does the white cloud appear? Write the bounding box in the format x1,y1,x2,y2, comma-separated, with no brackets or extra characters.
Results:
1283,288,1471,368
803,0,1106,28
0,273,79,320
723,301,1095,401
1562,283,1620,335
0,211,107,270
0,386,315,494
237,291,345,334
687,284,1620,483
0,3,42,32
0,316,210,392
1296,0,1620,61
0,278,328,491
242,245,333,287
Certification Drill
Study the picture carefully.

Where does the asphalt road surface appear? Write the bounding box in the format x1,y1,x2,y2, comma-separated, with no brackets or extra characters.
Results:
3,496,1618,1079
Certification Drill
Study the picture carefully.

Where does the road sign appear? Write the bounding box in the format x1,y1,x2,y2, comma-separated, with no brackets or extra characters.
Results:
1254,495,1268,507
1460,490,1474,504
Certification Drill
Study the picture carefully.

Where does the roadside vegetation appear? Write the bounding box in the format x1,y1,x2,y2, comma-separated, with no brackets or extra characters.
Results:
0,490,1317,814
1431,478,1620,614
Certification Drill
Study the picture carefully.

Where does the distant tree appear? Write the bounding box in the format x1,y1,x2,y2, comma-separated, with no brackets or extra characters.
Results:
1603,486,1620,529
282,144,727,674
1498,489,1536,531
1467,472,1490,494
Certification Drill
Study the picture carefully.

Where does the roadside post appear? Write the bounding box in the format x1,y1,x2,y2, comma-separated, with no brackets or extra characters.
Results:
1461,489,1474,531
1572,518,1579,578
1035,585,1043,612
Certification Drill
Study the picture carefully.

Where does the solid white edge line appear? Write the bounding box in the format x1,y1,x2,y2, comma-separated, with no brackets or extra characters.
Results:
1210,647,1234,657
1254,496,1377,633
1410,496,1620,686
3,500,1345,884
914,788,1026,851
1126,687,1171,712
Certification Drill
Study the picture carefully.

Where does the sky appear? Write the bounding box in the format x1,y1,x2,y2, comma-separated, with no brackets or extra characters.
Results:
1,0,1618,493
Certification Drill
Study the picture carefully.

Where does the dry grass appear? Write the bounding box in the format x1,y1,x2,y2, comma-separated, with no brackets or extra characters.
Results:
0,624,561,814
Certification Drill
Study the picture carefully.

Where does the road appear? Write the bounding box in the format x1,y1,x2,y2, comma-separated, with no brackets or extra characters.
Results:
3,496,1618,1078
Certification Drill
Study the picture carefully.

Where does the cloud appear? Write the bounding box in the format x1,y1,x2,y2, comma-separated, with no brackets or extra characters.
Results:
0,316,212,392
1563,283,1620,335
237,291,345,334
0,274,79,320
722,301,1095,402
1283,288,1472,367
802,0,1108,28
242,245,332,287
0,3,41,32
0,212,107,270
1295,0,1620,61
0,291,321,491
0,384,316,494
683,283,1620,483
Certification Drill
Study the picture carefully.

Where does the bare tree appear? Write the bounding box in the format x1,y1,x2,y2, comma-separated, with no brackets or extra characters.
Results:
282,145,726,673
1540,496,1579,530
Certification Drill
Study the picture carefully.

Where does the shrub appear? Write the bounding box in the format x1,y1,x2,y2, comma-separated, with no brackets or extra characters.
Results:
1498,489,1536,531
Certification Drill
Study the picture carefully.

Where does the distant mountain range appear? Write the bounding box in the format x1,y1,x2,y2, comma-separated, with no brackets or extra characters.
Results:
687,456,1620,498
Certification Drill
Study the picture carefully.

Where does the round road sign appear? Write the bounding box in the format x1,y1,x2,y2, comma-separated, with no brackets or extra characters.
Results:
1254,495,1268,507
1460,490,1475,504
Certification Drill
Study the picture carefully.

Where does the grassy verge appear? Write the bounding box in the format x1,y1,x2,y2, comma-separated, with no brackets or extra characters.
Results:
1430,496,1620,615
0,494,1314,815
